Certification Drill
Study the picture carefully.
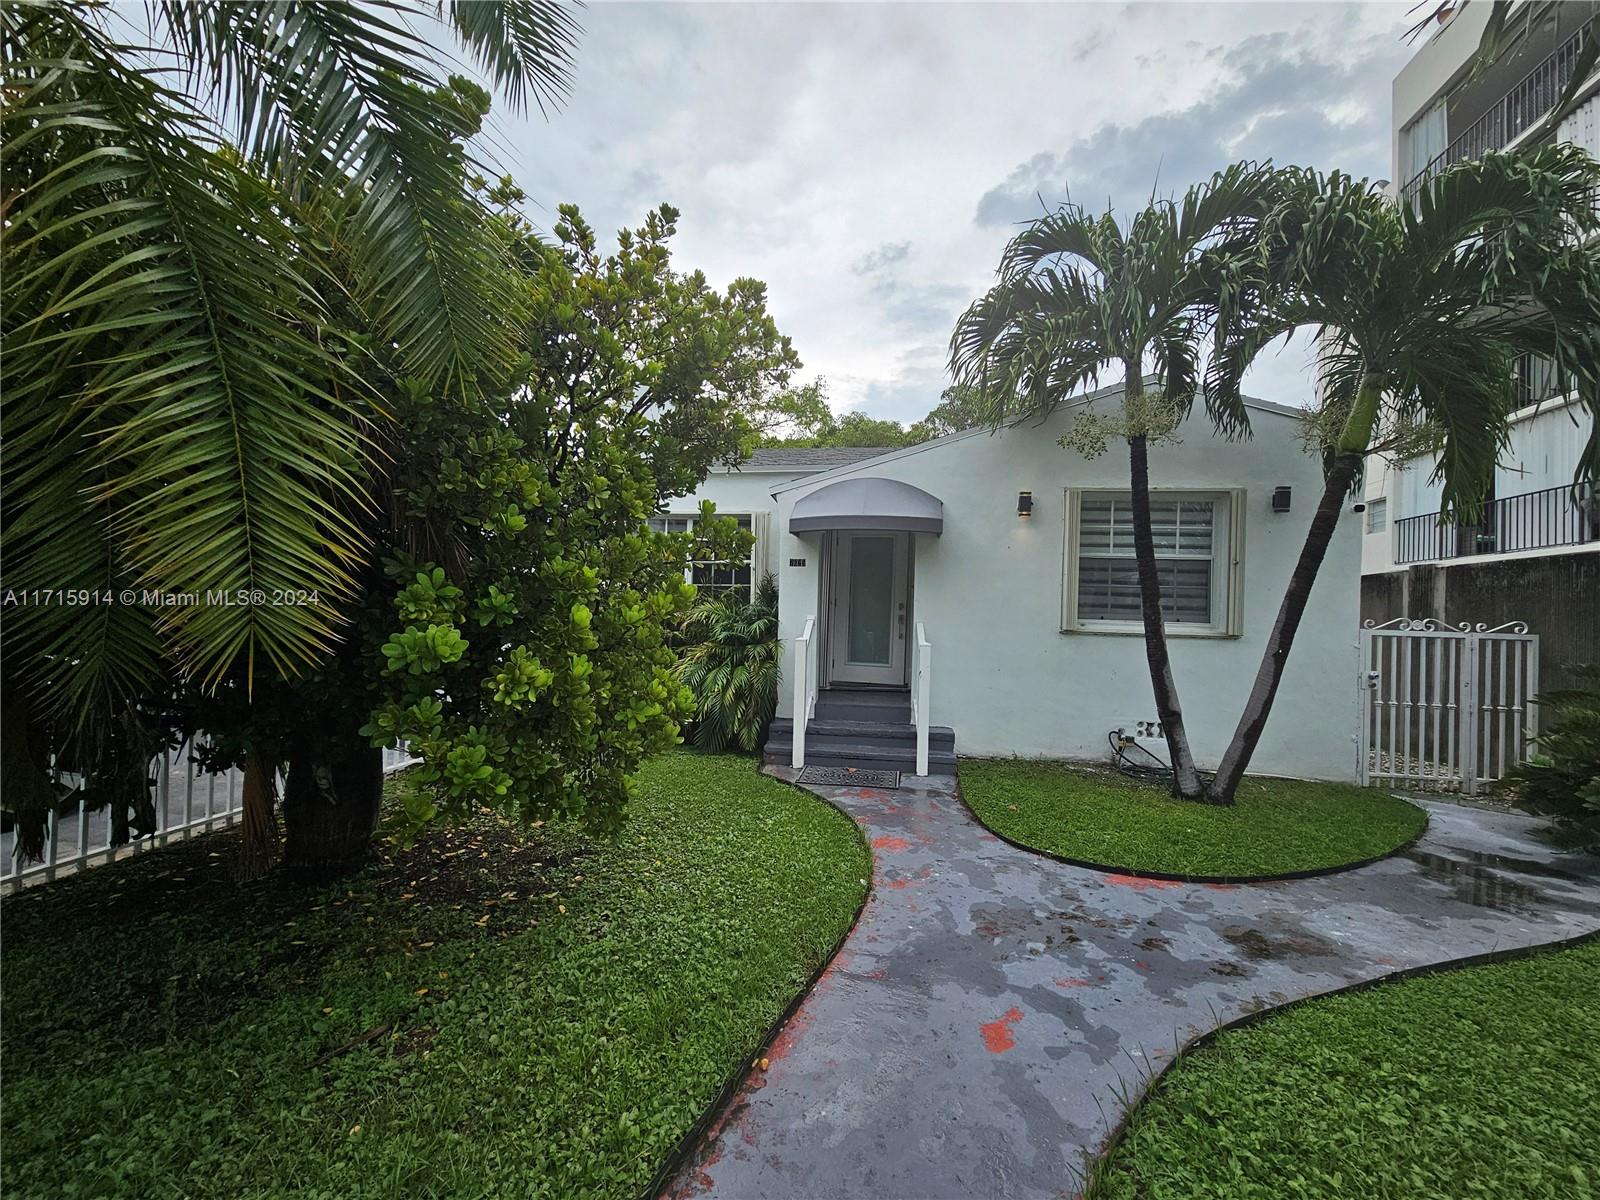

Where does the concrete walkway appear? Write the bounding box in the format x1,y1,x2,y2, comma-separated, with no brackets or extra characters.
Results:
666,768,1600,1200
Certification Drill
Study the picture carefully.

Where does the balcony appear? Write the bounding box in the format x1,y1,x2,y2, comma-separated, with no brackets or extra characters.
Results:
1394,480,1598,564
1402,27,1588,201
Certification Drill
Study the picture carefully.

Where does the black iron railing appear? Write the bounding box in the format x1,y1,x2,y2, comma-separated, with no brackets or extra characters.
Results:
1394,480,1598,563
1402,29,1588,201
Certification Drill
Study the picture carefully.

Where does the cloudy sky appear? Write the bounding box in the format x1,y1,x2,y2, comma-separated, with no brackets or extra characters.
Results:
490,1,1418,424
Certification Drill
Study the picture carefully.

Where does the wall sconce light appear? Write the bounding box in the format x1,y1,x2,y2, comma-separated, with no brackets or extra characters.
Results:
1271,486,1292,514
1017,490,1034,518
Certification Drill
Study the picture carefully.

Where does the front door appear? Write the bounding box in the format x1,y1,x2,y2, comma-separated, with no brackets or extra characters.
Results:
828,531,908,686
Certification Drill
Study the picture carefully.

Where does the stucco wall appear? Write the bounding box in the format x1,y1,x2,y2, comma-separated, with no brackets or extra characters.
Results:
773,399,1363,782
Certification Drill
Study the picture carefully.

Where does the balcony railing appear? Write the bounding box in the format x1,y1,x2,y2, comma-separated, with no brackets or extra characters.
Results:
1514,352,1571,408
1394,480,1598,564
1402,28,1588,201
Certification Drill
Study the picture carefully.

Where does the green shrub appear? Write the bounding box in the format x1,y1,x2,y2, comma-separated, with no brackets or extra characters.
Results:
674,575,780,753
1504,665,1600,850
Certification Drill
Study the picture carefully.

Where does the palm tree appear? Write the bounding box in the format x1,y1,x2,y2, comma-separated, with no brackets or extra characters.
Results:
1,2,581,859
1202,146,1600,804
949,164,1278,802
674,575,782,753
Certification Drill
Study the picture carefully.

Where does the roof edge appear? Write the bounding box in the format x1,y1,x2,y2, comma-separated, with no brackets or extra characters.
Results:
770,380,1303,495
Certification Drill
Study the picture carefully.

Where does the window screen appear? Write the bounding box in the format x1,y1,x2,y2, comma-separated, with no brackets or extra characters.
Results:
1076,496,1216,625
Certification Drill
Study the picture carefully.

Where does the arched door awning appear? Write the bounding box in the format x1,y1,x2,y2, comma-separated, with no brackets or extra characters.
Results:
789,477,943,535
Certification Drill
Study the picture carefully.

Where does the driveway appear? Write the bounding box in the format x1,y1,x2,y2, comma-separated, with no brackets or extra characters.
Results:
666,768,1600,1200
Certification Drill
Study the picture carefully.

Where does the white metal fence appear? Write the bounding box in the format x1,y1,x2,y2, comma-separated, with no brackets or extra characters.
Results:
1,742,417,894
1359,618,1539,795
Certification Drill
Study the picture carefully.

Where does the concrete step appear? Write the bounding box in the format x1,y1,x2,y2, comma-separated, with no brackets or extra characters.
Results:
763,740,958,776
812,690,912,723
763,710,958,776
766,718,954,750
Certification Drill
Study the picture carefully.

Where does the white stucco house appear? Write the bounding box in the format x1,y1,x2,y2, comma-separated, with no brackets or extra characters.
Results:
676,382,1362,782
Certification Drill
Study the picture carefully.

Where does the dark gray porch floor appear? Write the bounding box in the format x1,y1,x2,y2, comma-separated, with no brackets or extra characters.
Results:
665,767,1600,1200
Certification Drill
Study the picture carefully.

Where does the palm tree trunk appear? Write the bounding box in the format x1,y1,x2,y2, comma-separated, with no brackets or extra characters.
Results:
1128,432,1207,800
235,750,282,881
1207,371,1383,802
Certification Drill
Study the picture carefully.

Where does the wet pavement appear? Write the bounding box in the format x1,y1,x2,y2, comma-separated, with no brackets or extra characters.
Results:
666,769,1600,1200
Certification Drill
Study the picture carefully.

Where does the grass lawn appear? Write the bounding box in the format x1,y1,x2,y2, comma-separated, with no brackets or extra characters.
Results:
0,753,868,1200
960,758,1426,878
1090,940,1600,1200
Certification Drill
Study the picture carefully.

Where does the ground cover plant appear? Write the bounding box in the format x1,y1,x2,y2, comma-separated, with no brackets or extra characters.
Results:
0,754,868,1200
1502,666,1600,850
960,758,1425,877
1089,939,1600,1200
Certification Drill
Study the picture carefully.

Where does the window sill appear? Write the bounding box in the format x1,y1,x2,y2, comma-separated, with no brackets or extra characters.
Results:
1060,624,1241,640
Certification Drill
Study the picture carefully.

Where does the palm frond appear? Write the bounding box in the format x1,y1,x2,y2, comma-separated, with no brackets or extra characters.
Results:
673,575,780,752
440,1,582,117
3,6,376,687
158,0,534,395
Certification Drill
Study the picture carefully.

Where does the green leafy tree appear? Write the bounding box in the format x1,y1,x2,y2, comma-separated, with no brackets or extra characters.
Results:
746,380,838,446
950,164,1279,802
764,405,917,449
906,385,991,441
674,575,782,753
206,204,795,875
1203,147,1600,803
0,2,581,858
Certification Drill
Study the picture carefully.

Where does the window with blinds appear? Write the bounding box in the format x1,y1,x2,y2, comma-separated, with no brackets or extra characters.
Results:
647,513,754,599
1065,491,1238,634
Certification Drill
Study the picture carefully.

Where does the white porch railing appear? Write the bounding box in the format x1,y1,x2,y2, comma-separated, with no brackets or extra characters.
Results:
791,616,818,769
911,621,932,776
2,741,418,894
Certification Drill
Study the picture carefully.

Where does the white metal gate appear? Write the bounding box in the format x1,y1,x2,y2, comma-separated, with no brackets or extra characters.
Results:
1359,618,1538,795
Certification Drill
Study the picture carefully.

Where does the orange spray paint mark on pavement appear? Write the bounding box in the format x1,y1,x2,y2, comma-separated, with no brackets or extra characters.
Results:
979,1006,1025,1053
1103,874,1183,890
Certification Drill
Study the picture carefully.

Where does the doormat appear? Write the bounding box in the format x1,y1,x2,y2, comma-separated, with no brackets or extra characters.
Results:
797,766,901,789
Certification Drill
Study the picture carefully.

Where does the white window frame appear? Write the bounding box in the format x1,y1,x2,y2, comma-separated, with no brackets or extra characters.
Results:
647,512,758,599
1061,488,1245,638
1365,497,1388,534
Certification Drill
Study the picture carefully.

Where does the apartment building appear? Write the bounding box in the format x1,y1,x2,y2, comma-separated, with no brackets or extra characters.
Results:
1361,1,1599,689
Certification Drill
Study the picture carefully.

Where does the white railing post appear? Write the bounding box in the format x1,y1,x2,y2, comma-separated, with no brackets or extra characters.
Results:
792,616,815,769
914,622,931,777
1462,632,1480,796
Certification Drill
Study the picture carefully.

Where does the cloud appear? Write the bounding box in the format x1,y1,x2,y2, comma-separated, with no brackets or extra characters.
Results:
975,26,1409,227
492,2,1414,418
853,241,913,275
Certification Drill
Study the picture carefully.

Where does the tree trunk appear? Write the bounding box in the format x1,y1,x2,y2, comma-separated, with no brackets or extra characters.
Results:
1128,432,1207,801
1207,453,1361,802
0,685,60,860
235,750,282,882
1206,371,1385,803
282,742,382,882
